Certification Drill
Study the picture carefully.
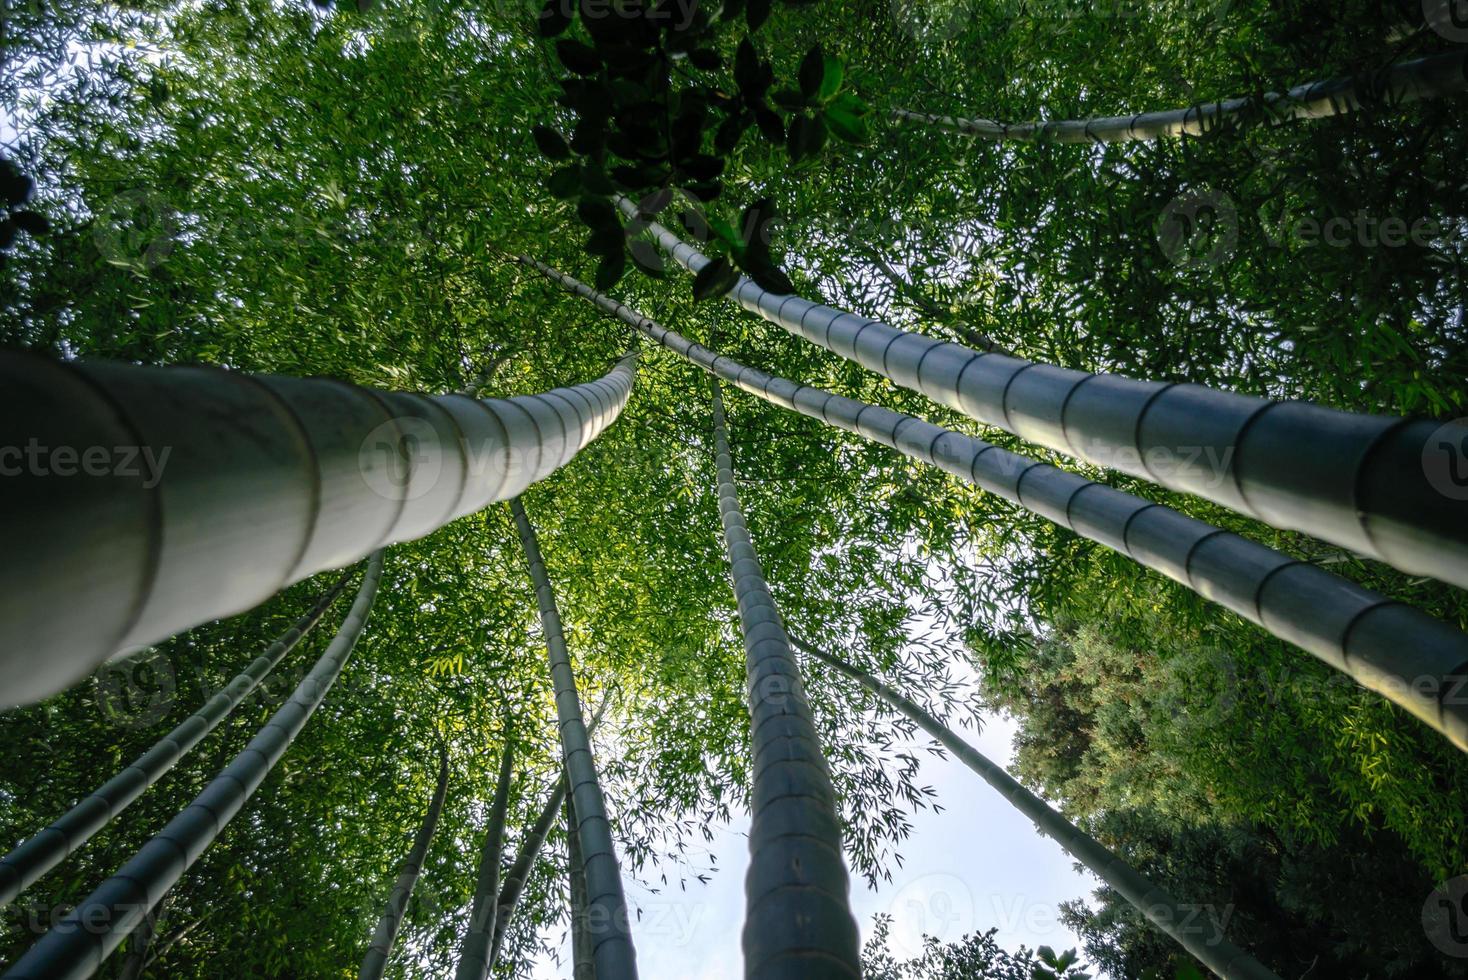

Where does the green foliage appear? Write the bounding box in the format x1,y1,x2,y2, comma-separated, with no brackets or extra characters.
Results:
2,0,1467,975
861,913,1090,980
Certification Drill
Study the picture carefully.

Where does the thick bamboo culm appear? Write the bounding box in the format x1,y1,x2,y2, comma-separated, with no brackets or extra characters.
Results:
0,571,353,907
0,352,636,707
1,553,385,980
617,202,1468,592
891,49,1468,142
524,257,1468,754
709,378,863,979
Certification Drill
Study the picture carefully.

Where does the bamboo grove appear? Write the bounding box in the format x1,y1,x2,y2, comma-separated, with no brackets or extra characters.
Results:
2,0,1467,977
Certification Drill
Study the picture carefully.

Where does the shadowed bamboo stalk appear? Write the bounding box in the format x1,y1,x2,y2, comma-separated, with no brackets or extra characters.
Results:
615,201,1468,592
796,637,1282,980
709,377,863,978
524,258,1468,753
0,351,636,707
490,693,613,968
566,790,595,980
455,738,516,980
510,497,638,979
359,741,452,980
0,570,352,907
1,552,384,980
892,49,1468,142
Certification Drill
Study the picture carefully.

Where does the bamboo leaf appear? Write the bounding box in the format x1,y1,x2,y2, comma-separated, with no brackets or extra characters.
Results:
691,256,738,300
531,125,572,160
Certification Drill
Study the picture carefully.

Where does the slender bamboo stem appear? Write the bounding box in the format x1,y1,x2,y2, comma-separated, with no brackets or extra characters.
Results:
0,570,353,907
891,49,1468,142
454,738,516,980
0,552,385,980
359,741,452,980
0,351,636,708
796,637,1281,980
490,693,613,968
566,789,596,980
708,378,863,978
510,497,638,979
614,200,1468,592
525,258,1468,754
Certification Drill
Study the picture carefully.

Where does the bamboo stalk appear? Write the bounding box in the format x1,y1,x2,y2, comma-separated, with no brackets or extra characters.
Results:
1,552,385,980
891,49,1468,142
454,739,515,980
359,741,452,980
0,570,352,907
709,377,863,979
615,201,1468,592
490,693,613,969
0,352,636,707
510,498,638,979
525,257,1468,754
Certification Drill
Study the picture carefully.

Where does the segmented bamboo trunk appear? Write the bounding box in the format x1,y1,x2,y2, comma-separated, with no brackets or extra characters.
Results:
0,352,636,707
566,791,596,980
491,694,612,967
619,203,1468,592
454,739,516,980
797,638,1282,980
0,552,384,980
510,497,638,979
359,742,452,980
0,570,352,907
891,49,1468,142
525,259,1468,753
708,378,863,978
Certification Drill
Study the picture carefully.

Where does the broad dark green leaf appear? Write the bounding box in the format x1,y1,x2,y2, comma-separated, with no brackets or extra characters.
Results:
555,39,602,76
532,125,572,160
691,255,739,300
